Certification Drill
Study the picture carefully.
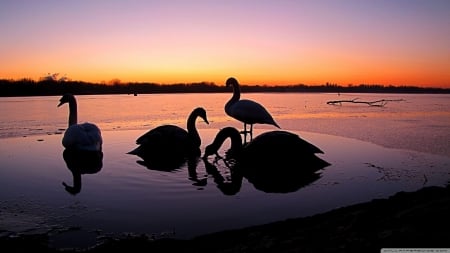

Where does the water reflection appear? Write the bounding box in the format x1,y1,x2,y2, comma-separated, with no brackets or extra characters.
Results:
202,156,324,194
202,158,242,195
132,153,208,187
132,151,188,172
62,149,103,195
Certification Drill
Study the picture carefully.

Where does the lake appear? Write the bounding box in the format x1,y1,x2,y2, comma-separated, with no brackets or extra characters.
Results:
0,92,449,249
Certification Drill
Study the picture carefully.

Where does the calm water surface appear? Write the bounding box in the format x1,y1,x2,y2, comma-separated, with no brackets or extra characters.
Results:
0,93,449,249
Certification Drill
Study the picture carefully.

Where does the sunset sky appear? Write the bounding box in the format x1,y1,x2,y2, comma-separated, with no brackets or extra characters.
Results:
1,0,449,88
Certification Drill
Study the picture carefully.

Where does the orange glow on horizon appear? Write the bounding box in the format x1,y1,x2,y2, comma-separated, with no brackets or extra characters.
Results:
1,2,449,89
1,70,449,89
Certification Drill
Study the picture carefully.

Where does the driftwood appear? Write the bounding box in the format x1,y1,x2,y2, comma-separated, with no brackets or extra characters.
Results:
326,98,404,107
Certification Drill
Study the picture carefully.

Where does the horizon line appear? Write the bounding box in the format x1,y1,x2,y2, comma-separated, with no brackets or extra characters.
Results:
1,77,449,90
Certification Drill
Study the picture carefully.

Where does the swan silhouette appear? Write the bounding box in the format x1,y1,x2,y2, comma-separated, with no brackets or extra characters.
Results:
204,127,330,172
202,156,322,194
225,77,280,143
62,148,103,195
128,107,209,168
58,94,103,151
202,157,243,195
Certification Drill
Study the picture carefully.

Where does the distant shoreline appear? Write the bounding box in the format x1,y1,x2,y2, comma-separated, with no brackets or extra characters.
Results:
1,79,449,97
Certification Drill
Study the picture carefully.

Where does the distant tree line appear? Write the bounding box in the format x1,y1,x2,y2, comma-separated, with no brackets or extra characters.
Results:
0,78,448,97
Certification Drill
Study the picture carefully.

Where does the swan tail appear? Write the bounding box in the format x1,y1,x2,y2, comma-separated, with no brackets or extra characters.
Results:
127,146,141,155
314,155,331,167
266,116,280,129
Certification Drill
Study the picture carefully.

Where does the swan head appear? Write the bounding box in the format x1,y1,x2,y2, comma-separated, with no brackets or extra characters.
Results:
226,77,239,88
58,93,74,107
193,107,209,125
203,143,219,158
203,127,242,159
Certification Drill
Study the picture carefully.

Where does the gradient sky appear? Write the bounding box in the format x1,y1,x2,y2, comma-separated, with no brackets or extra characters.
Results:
1,0,449,87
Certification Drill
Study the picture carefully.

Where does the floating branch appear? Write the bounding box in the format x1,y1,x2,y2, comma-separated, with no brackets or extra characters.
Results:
326,98,404,107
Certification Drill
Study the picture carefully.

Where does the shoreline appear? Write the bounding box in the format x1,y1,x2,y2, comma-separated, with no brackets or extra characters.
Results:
3,184,449,252
2,79,449,98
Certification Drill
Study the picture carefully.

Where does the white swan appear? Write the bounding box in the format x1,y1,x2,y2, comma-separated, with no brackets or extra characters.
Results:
128,107,209,160
58,94,103,151
225,77,280,142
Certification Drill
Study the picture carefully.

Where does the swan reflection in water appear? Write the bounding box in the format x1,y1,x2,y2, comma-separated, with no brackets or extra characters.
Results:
202,155,324,194
132,151,191,172
133,154,208,187
202,127,330,194
62,149,103,195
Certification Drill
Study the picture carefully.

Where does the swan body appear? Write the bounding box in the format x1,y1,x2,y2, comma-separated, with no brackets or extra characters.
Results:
128,107,209,162
225,77,280,142
58,94,102,151
204,127,329,171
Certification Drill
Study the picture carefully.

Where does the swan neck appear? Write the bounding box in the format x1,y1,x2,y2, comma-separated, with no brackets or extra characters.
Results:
187,113,200,145
214,128,242,153
226,82,240,108
65,171,81,195
72,172,81,191
68,97,78,126
228,130,243,152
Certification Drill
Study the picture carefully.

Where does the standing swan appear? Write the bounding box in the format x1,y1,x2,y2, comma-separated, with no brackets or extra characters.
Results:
225,77,280,143
58,94,103,151
128,107,209,162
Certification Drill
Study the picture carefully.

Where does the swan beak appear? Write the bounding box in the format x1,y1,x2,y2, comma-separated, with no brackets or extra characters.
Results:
57,101,64,107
